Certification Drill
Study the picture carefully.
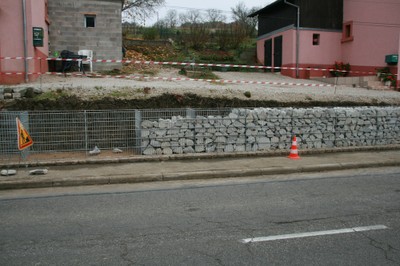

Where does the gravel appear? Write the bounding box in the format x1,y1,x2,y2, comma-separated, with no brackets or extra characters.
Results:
2,68,400,105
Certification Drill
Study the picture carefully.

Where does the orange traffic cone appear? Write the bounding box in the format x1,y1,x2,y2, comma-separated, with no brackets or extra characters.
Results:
288,135,300,160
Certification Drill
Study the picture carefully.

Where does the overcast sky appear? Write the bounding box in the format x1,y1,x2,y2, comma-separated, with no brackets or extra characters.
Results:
144,0,276,25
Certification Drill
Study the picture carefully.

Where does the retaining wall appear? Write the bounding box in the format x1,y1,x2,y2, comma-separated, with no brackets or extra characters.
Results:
140,107,400,155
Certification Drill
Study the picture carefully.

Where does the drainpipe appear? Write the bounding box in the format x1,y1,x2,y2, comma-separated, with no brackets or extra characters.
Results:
22,0,28,82
284,0,300,78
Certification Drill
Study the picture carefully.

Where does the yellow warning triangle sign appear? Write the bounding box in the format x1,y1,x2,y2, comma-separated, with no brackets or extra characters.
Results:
16,117,33,150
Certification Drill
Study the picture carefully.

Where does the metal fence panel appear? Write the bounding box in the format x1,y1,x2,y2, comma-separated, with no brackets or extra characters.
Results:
1,108,399,162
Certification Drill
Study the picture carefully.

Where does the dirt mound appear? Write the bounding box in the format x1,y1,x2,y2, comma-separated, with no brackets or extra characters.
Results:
3,93,388,111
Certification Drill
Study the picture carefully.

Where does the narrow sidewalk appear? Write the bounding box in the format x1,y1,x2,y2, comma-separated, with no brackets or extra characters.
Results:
0,150,399,190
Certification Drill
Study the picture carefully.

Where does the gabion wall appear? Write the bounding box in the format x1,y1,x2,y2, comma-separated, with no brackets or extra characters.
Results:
140,107,400,155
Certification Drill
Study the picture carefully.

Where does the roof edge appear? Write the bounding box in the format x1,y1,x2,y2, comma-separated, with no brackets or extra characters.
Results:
248,0,284,17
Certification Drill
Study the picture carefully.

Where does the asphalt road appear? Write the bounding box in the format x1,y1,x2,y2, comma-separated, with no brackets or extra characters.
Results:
1,167,400,265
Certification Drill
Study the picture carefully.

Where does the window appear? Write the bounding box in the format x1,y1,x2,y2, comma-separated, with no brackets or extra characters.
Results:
85,15,96,28
342,21,354,43
345,24,351,37
312,34,320,46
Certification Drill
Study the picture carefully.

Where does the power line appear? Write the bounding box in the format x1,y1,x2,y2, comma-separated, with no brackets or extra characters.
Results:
164,5,232,14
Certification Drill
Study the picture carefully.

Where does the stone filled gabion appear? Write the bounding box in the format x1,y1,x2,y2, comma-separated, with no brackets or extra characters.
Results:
141,107,400,155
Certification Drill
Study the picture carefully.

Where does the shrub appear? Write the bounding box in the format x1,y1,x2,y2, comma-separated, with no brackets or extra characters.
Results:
330,61,351,77
377,67,396,87
143,28,159,40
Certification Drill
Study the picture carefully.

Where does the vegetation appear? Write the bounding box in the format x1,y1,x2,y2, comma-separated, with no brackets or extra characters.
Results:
377,67,396,87
120,3,260,76
122,2,259,62
122,0,165,23
330,61,351,77
179,68,220,80
34,89,69,101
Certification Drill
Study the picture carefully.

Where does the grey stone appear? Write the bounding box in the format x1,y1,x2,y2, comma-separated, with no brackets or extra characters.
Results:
235,145,246,152
195,145,205,153
173,147,183,154
162,147,173,155
150,140,161,148
161,142,170,148
143,146,155,155
142,120,154,128
225,144,234,152
113,148,123,153
1,169,17,176
29,169,48,175
89,146,100,155
271,137,279,143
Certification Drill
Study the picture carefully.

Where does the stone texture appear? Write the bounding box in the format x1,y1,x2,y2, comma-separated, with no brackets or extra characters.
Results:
140,107,400,155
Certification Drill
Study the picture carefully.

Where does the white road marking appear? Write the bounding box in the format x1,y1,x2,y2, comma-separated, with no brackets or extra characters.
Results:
241,225,388,244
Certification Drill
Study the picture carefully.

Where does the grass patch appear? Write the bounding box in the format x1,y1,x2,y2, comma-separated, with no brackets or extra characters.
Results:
100,69,122,76
108,91,130,98
34,90,69,101
182,68,220,80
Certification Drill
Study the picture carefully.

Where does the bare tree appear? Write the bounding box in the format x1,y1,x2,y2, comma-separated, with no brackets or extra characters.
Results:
179,10,203,25
122,0,165,23
164,9,179,28
122,0,165,11
206,9,226,27
178,10,209,50
231,2,259,37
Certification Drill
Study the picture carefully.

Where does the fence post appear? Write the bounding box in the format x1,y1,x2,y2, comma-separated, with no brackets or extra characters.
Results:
186,108,196,119
84,110,88,155
334,110,337,148
135,109,142,155
375,109,379,146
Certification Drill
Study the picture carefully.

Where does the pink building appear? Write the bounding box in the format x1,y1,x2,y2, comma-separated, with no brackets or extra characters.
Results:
0,0,49,84
249,0,400,88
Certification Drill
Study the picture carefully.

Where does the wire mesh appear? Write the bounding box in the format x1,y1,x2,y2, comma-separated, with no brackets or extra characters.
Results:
0,108,399,162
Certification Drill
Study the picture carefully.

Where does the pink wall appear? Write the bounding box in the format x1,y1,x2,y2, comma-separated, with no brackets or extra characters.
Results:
0,0,48,84
0,1,25,72
256,30,295,67
299,30,342,65
398,32,400,89
256,29,342,78
342,0,400,68
255,0,399,80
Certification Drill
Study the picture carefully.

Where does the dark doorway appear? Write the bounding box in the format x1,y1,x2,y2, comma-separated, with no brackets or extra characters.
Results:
264,39,272,72
273,35,283,72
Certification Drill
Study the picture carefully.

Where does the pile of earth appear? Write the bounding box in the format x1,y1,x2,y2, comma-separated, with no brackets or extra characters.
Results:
3,93,390,111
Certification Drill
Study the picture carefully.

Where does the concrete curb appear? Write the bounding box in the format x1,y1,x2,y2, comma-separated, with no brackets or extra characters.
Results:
1,159,399,190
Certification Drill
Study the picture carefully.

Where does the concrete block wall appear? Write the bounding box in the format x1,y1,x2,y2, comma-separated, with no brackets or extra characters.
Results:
48,0,122,71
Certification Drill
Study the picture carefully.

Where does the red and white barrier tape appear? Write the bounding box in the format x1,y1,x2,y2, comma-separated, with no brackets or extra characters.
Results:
0,56,386,76
0,71,334,87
